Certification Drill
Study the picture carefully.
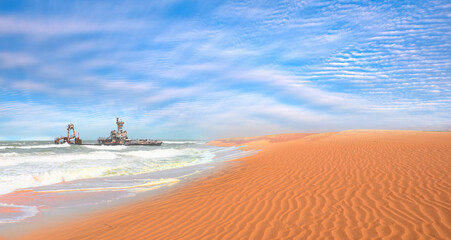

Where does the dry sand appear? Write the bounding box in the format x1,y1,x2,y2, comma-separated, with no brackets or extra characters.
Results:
19,130,451,239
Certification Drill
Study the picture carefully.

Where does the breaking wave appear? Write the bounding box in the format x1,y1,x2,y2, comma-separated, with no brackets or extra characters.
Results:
83,145,128,151
0,140,256,225
0,145,220,195
0,143,70,150
0,151,118,167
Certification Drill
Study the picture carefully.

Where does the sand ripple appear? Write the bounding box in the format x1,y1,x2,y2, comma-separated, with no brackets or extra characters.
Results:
20,130,451,239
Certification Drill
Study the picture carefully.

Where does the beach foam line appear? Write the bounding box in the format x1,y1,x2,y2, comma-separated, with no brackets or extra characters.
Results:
31,178,180,193
0,203,38,224
0,165,118,195
0,151,117,164
0,144,71,150
118,148,199,158
16,143,70,149
82,145,128,151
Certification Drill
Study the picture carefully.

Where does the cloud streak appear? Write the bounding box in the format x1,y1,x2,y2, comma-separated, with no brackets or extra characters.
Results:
0,16,146,37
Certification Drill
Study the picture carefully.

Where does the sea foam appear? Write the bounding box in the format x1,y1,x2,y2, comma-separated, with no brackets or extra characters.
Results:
0,142,225,196
83,145,128,151
0,203,39,223
0,141,251,224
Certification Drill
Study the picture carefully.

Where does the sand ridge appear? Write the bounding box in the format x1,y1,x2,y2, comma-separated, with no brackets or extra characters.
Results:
18,130,451,239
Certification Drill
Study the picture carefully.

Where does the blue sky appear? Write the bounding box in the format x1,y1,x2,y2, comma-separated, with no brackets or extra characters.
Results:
0,0,450,140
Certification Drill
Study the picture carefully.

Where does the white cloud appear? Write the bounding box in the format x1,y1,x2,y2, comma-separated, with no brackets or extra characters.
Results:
0,16,146,37
230,68,367,110
0,52,36,68
11,81,50,92
100,80,155,92
143,86,206,104
143,91,331,137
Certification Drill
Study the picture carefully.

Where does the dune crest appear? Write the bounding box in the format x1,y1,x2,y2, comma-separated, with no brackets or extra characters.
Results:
20,130,451,239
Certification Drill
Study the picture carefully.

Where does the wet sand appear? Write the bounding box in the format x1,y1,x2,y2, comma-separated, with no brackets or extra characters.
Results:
16,130,451,239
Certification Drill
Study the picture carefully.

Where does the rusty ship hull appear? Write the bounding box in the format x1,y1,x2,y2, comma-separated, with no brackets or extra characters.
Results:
55,118,163,146
97,139,163,146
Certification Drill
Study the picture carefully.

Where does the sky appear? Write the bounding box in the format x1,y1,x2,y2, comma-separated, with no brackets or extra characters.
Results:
0,0,450,140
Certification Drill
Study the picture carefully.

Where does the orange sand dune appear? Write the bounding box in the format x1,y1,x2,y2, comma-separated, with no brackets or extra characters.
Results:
20,130,451,239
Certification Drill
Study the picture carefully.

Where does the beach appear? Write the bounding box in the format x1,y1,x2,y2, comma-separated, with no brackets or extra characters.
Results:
13,130,451,239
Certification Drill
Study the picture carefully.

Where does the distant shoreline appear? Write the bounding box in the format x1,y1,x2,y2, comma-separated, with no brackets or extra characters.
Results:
14,130,451,239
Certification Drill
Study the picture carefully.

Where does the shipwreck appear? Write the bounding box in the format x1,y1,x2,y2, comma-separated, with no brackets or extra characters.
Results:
54,123,82,144
97,118,162,146
54,118,162,146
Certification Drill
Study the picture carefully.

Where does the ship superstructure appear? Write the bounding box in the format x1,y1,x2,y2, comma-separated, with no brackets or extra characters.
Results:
54,123,82,144
97,118,129,144
97,118,162,146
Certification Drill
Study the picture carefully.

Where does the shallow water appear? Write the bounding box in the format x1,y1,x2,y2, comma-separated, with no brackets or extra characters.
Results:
0,140,254,224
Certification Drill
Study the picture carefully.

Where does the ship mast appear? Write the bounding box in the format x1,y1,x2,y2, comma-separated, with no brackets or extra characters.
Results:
117,117,124,132
67,123,76,139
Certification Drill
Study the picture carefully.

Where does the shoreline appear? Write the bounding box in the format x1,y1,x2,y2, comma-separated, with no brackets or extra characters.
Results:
0,159,245,240
1,160,244,239
6,130,451,239
0,145,255,239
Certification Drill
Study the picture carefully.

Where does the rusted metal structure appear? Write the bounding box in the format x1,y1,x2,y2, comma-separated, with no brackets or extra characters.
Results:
97,118,162,146
54,118,162,146
54,123,82,144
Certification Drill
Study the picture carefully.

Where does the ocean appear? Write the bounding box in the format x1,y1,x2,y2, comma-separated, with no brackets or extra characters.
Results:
0,140,253,224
